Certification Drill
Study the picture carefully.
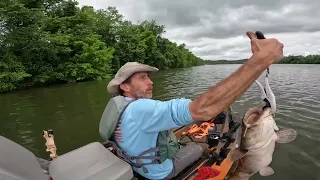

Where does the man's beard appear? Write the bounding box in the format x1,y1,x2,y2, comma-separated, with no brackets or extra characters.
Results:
132,88,152,99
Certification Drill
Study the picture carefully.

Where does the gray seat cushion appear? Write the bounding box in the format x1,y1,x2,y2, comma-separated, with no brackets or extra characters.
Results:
49,142,134,180
0,136,49,180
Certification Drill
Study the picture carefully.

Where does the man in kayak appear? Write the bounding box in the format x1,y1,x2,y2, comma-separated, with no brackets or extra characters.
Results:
99,31,284,180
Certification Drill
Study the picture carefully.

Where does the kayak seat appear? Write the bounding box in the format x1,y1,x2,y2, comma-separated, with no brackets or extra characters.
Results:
0,135,50,180
49,142,134,180
0,135,134,180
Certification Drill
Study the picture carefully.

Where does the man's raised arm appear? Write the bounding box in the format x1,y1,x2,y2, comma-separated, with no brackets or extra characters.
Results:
189,31,284,121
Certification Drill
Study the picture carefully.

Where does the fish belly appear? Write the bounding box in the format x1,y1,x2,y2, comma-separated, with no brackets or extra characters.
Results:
240,133,277,173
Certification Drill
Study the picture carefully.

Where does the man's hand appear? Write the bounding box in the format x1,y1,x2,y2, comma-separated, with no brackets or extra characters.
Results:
189,31,284,121
247,31,284,64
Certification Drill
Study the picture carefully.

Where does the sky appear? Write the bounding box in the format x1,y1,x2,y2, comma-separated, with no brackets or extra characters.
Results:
77,0,320,60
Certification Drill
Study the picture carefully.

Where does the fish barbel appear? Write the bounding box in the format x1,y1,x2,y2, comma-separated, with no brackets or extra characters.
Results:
226,106,297,180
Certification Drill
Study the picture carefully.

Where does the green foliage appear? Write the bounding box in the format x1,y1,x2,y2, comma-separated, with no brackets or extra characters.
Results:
0,54,31,92
0,0,205,92
277,55,320,64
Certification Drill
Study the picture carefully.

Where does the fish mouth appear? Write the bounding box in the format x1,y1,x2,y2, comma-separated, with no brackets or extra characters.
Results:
242,106,272,128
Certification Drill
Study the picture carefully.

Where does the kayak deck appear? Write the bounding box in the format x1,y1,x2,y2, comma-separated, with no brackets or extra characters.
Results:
210,157,234,179
172,119,236,180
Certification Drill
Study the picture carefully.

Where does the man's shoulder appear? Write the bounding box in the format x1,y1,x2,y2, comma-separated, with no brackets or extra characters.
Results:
127,98,192,113
127,98,158,110
132,97,192,105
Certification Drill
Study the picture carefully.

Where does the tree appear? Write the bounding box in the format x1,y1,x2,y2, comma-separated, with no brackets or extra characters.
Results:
0,0,205,92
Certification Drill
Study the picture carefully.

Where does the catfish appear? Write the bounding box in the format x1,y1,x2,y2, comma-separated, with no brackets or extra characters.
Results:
227,106,297,180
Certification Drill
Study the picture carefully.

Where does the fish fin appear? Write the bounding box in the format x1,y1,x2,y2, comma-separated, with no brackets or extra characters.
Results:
238,172,253,180
276,128,297,143
259,166,274,176
273,123,279,131
228,149,248,161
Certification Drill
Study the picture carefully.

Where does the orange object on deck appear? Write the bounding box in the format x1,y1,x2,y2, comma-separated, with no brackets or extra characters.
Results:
182,122,215,139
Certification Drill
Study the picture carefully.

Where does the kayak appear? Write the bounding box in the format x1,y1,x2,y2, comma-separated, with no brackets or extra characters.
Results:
0,107,241,180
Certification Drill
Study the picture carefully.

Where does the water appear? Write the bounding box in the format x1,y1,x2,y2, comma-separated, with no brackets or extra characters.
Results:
1,64,319,180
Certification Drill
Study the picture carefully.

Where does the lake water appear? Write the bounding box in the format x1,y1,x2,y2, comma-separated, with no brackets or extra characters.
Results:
1,64,319,180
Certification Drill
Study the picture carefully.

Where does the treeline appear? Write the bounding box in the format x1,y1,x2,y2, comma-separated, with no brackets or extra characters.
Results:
204,59,246,64
0,0,205,93
205,55,320,65
277,55,320,64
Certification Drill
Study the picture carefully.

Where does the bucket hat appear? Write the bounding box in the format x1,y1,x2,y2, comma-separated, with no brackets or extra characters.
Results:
107,62,159,95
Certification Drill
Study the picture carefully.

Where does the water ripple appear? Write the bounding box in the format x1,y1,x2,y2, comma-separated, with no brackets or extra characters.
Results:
0,64,319,180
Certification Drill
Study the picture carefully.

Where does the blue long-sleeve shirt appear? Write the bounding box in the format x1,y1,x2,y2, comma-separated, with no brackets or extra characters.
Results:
116,97,195,180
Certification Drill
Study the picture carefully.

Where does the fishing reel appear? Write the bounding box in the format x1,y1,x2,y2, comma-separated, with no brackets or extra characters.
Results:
207,120,240,147
206,113,241,165
178,108,241,166
207,126,220,148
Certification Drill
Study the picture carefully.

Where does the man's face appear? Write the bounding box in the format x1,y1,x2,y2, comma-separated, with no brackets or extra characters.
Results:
121,72,154,99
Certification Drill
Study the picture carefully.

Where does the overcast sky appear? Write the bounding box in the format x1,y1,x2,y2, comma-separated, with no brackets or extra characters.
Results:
77,0,320,60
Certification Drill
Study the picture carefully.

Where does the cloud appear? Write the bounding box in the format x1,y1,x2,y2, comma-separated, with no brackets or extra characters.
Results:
77,0,320,60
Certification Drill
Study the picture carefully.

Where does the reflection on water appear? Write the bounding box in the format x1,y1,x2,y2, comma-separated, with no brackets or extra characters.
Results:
1,64,320,180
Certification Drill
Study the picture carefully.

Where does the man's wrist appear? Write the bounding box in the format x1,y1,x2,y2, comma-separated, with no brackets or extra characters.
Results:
246,53,273,72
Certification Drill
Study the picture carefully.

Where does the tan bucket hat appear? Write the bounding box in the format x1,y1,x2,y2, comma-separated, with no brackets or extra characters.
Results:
107,62,159,95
